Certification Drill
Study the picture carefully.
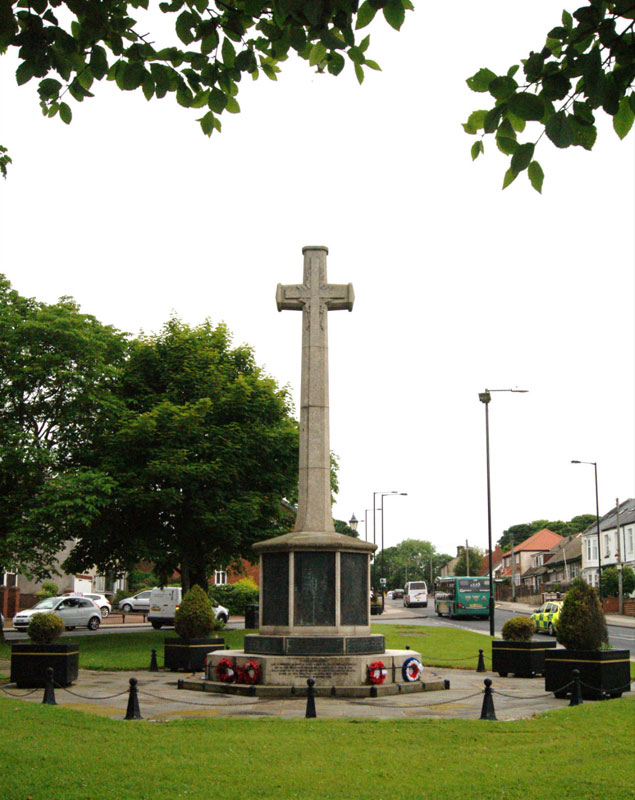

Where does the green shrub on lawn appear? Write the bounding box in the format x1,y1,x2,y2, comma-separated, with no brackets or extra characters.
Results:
174,585,219,639
27,612,65,644
557,577,608,651
502,616,536,641
210,580,259,614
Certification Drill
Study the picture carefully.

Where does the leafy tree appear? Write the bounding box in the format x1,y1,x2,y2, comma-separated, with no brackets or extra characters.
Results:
377,539,451,589
497,514,595,552
600,565,635,597
0,275,128,579
452,546,484,577
60,317,299,592
464,1,635,192
0,0,413,176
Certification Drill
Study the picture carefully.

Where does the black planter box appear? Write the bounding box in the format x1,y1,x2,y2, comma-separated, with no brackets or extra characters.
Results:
164,637,225,672
544,649,631,699
492,640,557,678
10,643,79,688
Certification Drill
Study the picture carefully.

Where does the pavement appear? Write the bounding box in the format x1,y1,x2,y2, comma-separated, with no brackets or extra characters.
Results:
0,659,591,721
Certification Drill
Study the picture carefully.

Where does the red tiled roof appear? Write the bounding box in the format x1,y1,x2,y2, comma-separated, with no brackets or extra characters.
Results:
502,529,563,557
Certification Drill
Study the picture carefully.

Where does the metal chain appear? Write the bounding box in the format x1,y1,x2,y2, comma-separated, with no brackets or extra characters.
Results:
137,688,279,708
0,684,40,698
54,684,129,700
348,689,484,709
579,679,633,694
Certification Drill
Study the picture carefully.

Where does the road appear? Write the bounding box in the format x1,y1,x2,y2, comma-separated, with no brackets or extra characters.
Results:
374,598,635,657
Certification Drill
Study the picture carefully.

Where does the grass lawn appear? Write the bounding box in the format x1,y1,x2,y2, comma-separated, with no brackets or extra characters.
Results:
0,694,633,800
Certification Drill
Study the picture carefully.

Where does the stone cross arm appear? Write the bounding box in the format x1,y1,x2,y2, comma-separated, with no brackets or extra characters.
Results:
276,282,355,312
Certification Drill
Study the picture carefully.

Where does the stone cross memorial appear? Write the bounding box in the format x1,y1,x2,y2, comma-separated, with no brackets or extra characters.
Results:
249,246,381,657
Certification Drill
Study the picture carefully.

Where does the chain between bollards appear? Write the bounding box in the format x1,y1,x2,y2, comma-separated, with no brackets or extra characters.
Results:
305,678,316,718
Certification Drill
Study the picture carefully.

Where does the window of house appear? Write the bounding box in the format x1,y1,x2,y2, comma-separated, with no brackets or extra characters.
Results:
604,533,611,559
627,527,634,555
214,570,227,585
2,572,17,587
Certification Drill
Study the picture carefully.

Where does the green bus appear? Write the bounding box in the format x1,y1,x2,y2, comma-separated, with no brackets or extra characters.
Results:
434,576,490,619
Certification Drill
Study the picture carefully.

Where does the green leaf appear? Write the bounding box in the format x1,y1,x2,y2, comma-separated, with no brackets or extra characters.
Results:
59,102,72,124
528,161,544,193
142,76,154,101
471,140,484,160
466,68,496,93
90,46,109,81
225,96,240,113
562,9,573,32
38,78,62,99
507,112,526,133
483,105,504,134
175,11,196,45
542,73,571,101
309,42,327,66
508,92,545,121
569,118,597,150
16,61,34,86
199,111,215,137
502,167,518,189
78,68,93,91
365,59,381,71
496,136,518,155
221,37,236,67
208,87,227,113
201,32,219,55
356,1,377,29
383,0,405,31
614,96,635,140
327,53,346,76
510,142,534,172
121,62,146,91
488,76,518,101
573,101,595,126
354,62,364,84
545,112,574,148
462,109,488,134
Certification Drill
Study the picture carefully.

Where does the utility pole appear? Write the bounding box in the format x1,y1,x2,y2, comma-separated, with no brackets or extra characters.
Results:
510,532,516,602
616,498,623,615
465,540,470,576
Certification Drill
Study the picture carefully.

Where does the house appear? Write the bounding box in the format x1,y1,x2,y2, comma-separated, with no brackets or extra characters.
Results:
498,529,564,589
580,498,635,587
521,534,583,594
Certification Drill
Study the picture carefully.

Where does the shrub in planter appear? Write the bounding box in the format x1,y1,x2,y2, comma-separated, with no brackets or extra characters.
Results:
27,612,65,644
11,612,78,688
175,585,218,639
545,578,629,699
166,585,224,672
493,616,554,678
211,581,259,615
502,616,536,642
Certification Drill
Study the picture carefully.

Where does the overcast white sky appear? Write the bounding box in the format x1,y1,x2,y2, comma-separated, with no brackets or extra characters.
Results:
1,1,633,560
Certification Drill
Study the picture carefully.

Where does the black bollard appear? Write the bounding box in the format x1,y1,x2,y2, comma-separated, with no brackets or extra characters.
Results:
248,684,256,697
477,649,486,672
480,678,497,721
569,669,583,706
149,648,159,672
124,677,143,720
444,679,451,690
305,678,317,718
42,667,57,706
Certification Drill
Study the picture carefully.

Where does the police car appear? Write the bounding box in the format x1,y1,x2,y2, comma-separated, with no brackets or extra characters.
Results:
530,600,563,636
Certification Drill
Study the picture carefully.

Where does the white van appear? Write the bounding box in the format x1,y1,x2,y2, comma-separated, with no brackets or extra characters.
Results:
403,581,428,608
147,586,229,629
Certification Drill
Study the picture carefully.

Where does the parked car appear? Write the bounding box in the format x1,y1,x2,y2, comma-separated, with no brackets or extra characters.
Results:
118,590,153,613
147,586,229,629
530,600,564,636
80,593,112,618
392,589,404,599
13,596,102,632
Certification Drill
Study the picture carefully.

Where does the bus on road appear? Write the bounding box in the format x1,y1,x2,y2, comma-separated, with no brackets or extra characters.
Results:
434,576,490,619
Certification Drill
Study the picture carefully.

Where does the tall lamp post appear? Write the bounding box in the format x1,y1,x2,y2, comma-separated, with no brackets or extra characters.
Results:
571,460,602,600
379,491,407,611
479,388,528,636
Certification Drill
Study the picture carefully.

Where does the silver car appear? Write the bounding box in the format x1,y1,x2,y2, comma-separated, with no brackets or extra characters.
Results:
13,596,102,632
118,590,152,613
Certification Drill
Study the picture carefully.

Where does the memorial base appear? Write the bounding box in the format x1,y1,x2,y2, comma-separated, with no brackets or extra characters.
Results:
180,648,446,697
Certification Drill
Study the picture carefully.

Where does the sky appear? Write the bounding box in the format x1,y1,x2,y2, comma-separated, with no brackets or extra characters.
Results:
1,2,633,562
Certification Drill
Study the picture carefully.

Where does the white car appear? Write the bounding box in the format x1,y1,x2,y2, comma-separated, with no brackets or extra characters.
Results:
13,596,102,632
80,593,112,618
118,590,152,613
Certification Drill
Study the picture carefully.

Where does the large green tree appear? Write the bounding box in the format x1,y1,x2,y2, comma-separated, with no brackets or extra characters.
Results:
497,514,595,552
60,317,299,591
0,0,413,176
377,538,451,589
452,546,484,577
464,1,635,192
0,275,128,579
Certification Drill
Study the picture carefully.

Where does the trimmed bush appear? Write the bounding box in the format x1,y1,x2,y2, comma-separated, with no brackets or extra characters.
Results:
210,581,259,615
35,581,59,600
556,577,608,650
27,613,65,644
502,616,536,641
174,585,218,639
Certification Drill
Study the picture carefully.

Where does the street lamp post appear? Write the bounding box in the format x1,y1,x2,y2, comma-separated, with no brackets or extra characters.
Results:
571,460,602,600
479,388,528,636
348,514,359,534
379,491,407,611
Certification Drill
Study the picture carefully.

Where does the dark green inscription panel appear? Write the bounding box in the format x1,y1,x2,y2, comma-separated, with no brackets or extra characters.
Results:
340,552,368,626
262,553,289,626
294,551,335,626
